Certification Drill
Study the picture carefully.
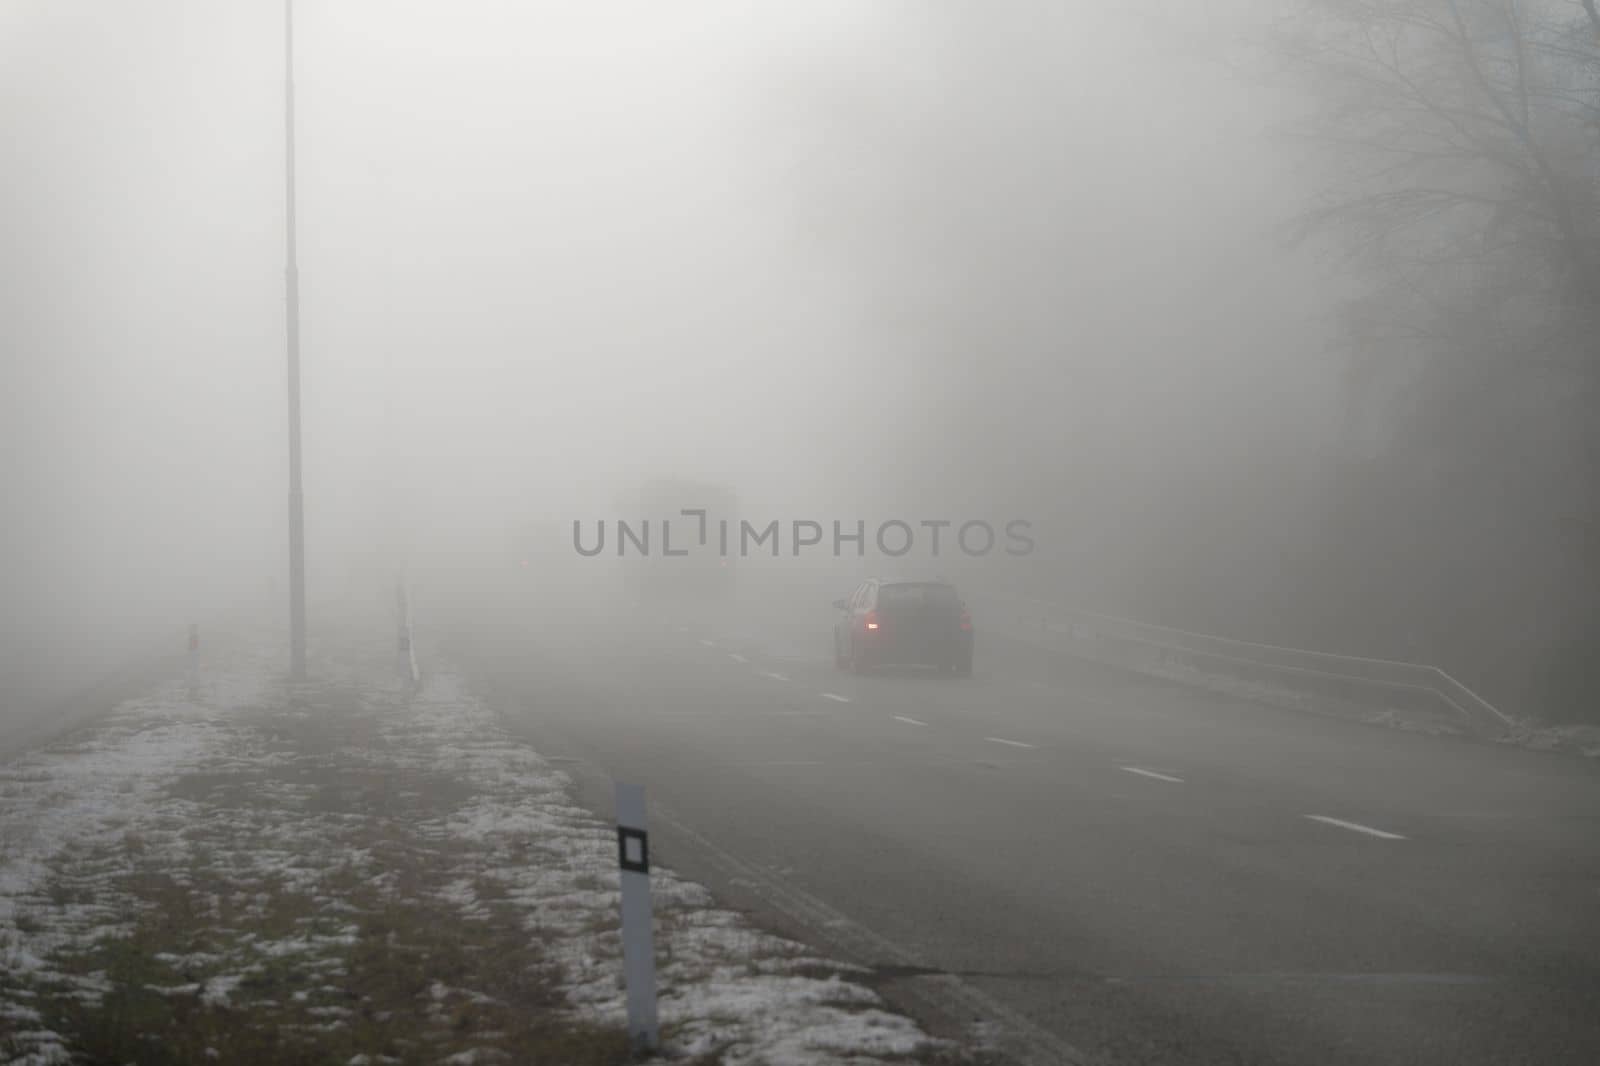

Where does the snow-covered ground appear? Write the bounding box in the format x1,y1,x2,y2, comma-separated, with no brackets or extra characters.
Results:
0,636,968,1065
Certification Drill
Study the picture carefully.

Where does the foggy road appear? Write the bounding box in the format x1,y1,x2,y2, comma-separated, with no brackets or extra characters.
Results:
441,593,1600,1066
10,1,1600,1061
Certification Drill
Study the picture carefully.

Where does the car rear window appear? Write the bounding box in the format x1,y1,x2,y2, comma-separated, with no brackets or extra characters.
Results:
877,583,959,607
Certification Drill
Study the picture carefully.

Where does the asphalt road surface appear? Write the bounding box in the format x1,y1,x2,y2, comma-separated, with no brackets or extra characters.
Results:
437,586,1600,1066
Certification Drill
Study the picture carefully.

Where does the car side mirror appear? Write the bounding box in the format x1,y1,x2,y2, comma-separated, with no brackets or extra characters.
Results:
832,598,848,611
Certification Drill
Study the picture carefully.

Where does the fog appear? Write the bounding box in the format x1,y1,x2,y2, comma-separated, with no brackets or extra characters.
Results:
5,8,1600,1062
5,1,1577,723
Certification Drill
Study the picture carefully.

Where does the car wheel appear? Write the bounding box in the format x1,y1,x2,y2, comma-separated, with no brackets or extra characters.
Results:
834,633,847,670
850,638,869,675
953,655,972,678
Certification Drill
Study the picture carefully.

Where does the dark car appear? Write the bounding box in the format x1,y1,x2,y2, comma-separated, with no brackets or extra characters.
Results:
833,579,972,675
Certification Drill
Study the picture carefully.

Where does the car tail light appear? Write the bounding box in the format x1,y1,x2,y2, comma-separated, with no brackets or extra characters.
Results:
960,607,972,631
864,610,880,631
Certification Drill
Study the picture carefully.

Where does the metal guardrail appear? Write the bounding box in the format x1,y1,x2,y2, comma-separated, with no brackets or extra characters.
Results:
970,592,1514,737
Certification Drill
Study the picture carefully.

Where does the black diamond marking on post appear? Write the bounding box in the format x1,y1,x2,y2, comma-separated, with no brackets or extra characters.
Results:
618,826,649,874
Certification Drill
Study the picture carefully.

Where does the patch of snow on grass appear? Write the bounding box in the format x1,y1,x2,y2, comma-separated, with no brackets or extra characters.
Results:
2,639,963,1066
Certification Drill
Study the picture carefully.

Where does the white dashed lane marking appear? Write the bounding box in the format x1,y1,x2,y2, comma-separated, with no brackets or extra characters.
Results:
984,737,1036,749
892,715,928,727
820,693,851,703
728,653,748,663
759,671,791,682
698,639,717,647
1120,766,1184,784
1306,815,1407,840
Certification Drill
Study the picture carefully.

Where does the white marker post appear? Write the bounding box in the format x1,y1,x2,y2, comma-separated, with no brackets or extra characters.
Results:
395,578,418,688
615,781,658,1052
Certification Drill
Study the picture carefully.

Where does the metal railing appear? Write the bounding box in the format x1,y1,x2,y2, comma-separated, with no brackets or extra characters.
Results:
969,592,1514,737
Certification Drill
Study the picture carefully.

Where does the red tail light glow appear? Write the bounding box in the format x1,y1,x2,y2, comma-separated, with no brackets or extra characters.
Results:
864,610,880,631
960,608,972,631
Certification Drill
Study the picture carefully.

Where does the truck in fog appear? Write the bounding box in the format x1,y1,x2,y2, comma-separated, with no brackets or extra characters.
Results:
619,478,739,603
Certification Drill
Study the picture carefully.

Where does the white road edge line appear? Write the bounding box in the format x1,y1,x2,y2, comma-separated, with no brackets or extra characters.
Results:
698,639,717,647
820,693,851,703
892,715,928,727
1120,766,1184,784
728,653,748,663
1305,815,1407,840
984,736,1036,749
759,671,791,682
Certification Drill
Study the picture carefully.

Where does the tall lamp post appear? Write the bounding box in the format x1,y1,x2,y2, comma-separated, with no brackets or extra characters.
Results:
285,0,307,679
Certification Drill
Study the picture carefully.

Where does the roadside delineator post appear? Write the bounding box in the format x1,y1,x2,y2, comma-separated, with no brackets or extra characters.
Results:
615,781,659,1052
395,577,418,688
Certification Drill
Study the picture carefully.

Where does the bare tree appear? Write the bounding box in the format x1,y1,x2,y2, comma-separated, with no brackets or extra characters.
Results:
1281,1,1596,316
1274,0,1600,717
